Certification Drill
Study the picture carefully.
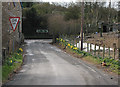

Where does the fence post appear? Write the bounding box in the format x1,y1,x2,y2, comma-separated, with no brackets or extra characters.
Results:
76,40,77,47
94,44,96,56
73,39,74,46
103,45,105,58
79,41,80,49
90,43,91,53
114,48,116,59
2,48,6,64
108,47,110,58
98,45,100,56
87,43,89,52
13,39,14,53
113,43,116,59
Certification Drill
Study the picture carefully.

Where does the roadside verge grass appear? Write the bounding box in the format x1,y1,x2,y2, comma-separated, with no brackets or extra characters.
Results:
55,38,120,75
2,48,23,83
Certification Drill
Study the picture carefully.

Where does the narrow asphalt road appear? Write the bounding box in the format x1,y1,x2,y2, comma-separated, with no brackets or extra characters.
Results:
6,39,118,85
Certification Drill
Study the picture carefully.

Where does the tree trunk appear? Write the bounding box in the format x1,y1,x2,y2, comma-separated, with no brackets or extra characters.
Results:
100,29,103,37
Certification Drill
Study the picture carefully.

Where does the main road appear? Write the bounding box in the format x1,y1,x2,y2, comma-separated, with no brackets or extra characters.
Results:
6,39,118,85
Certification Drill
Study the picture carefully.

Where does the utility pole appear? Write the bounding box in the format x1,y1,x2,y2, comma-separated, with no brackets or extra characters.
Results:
80,1,84,51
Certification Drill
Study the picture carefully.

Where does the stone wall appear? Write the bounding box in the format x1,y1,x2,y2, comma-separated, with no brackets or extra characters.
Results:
2,2,23,59
0,1,2,86
0,1,2,63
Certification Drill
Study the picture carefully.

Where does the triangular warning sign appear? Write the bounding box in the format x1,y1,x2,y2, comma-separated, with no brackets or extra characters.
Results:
9,17,20,32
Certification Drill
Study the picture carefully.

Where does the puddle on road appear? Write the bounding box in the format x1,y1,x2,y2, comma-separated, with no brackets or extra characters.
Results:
25,49,34,56
25,40,52,45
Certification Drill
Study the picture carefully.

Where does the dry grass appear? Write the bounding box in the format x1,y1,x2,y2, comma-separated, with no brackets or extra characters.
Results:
86,32,119,48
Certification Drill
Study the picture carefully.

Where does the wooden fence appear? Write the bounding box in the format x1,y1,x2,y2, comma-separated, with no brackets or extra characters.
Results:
64,38,119,60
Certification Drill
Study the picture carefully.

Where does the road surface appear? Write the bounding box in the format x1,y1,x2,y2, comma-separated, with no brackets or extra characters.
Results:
5,39,118,85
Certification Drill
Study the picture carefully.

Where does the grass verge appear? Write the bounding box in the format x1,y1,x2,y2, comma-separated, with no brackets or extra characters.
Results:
2,48,24,84
54,39,120,75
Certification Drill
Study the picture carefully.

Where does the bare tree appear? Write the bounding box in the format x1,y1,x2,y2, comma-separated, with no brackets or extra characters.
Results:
48,14,67,43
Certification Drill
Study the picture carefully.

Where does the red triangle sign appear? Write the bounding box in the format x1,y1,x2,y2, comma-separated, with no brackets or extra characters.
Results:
9,17,20,32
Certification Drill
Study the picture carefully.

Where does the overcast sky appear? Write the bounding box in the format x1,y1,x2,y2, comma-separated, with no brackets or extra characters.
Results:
38,0,118,10
39,0,76,3
1,0,119,10
39,0,119,2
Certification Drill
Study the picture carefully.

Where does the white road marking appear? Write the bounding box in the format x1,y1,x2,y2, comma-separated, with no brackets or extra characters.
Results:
78,61,96,73
87,66,96,73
